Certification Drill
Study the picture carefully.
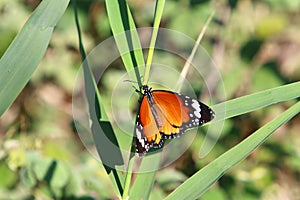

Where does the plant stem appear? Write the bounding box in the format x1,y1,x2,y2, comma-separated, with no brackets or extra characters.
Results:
122,156,135,199
143,0,166,86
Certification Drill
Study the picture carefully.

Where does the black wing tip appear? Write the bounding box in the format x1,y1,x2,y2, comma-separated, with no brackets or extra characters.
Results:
200,102,215,122
210,109,216,120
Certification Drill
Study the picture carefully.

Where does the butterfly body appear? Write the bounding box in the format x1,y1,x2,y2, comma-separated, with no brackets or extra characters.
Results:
135,85,215,156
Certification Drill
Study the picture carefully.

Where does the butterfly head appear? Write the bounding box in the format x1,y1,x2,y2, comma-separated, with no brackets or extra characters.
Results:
141,85,152,94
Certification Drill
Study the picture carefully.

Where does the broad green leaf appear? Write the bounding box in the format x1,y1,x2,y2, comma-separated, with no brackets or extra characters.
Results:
0,0,70,116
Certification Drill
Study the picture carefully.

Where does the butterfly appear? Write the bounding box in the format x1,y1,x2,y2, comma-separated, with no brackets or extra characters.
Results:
135,85,215,156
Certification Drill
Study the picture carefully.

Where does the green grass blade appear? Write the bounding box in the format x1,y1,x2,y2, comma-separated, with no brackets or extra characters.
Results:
129,1,166,199
105,0,145,87
73,1,124,196
105,1,146,197
201,81,299,159
143,0,165,85
0,0,70,116
165,100,300,200
212,81,300,121
130,154,161,200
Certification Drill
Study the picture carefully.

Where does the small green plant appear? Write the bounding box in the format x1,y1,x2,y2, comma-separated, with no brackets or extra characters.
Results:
80,0,300,199
0,0,299,199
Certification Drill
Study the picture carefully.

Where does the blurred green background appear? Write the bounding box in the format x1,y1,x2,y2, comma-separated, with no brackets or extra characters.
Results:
0,0,300,199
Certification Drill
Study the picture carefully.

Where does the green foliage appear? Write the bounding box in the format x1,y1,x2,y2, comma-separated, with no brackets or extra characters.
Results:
165,102,300,199
0,0,69,116
0,0,300,199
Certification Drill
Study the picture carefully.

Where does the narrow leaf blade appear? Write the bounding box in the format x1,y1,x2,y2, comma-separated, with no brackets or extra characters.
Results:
0,0,70,116
165,101,300,200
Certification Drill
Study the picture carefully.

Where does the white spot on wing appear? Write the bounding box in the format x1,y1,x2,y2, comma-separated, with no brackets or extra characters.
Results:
191,99,201,118
139,138,145,147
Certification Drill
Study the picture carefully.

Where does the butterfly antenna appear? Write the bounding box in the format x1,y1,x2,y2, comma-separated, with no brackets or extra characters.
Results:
123,79,143,94
123,79,137,84
124,79,139,88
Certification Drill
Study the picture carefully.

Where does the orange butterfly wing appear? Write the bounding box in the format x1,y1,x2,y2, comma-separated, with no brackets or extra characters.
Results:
139,95,163,145
135,95,163,154
153,90,215,137
135,86,215,156
152,91,189,134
